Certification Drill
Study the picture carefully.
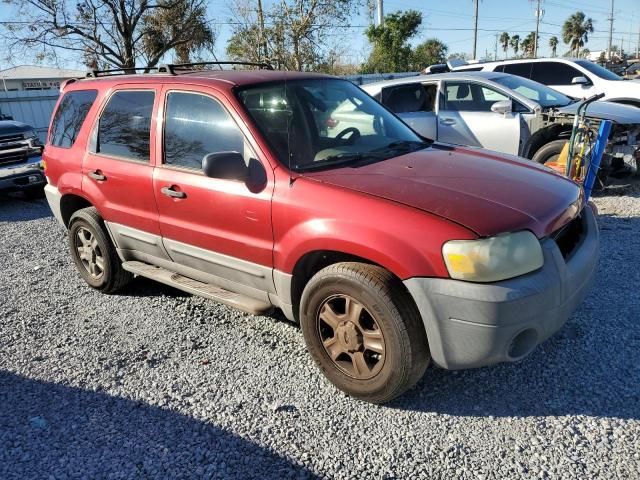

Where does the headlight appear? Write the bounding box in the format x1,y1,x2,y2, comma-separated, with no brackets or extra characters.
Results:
24,130,37,140
442,231,544,283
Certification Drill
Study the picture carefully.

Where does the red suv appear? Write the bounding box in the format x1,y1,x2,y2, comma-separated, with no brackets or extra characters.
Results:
43,63,599,403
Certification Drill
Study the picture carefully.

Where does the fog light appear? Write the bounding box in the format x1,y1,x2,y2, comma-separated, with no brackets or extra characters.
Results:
507,329,538,360
28,175,39,184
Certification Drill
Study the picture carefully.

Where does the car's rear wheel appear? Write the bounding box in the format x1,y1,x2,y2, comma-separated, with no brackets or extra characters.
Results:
299,262,430,403
68,207,132,293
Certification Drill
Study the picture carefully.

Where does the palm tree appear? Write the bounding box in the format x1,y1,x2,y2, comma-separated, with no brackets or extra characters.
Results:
522,32,537,58
561,11,594,57
549,36,558,57
509,35,520,57
499,32,510,59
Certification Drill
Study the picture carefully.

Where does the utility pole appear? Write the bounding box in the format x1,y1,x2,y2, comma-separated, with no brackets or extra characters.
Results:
637,23,640,59
533,0,542,58
257,0,267,60
607,0,614,60
472,0,479,59
376,0,384,26
494,33,499,60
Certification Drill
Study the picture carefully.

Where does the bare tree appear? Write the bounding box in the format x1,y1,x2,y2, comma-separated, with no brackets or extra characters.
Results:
2,0,215,69
226,0,362,72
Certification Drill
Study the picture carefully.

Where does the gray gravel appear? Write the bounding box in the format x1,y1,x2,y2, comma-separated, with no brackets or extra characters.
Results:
1,187,639,480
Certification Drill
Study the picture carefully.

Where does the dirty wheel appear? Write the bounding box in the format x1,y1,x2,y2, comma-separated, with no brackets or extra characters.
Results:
68,207,132,293
300,262,430,403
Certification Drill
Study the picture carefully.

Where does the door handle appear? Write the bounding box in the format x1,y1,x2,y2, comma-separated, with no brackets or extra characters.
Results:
439,118,456,126
88,170,106,181
161,185,187,199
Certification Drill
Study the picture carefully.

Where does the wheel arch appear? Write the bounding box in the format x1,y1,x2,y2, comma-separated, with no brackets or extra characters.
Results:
523,123,572,159
60,193,94,227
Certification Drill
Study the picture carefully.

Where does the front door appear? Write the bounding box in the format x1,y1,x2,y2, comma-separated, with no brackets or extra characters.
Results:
82,87,166,258
153,87,275,294
437,81,522,155
381,82,438,139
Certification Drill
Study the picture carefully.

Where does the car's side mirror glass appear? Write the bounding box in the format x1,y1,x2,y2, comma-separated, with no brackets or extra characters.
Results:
202,152,248,181
571,76,590,85
490,99,512,115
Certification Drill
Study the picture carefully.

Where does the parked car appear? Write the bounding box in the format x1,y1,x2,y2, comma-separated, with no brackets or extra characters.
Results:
0,120,45,198
44,64,598,403
362,71,640,168
451,58,640,108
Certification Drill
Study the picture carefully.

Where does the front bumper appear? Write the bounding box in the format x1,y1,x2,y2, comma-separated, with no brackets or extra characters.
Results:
405,206,599,370
0,155,45,192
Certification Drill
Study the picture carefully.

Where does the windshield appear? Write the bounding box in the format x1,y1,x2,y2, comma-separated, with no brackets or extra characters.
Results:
236,79,428,172
491,74,573,107
574,60,622,81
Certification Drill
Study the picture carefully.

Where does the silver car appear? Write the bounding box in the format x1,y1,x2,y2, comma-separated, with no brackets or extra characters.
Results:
361,72,640,167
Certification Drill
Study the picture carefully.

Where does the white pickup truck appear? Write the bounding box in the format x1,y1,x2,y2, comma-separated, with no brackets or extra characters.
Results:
0,120,45,198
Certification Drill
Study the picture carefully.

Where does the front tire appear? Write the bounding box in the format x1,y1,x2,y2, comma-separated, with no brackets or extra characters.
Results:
68,207,132,293
531,139,567,165
299,262,430,403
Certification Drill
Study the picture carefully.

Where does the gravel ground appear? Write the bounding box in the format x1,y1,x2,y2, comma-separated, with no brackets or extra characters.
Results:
1,187,639,480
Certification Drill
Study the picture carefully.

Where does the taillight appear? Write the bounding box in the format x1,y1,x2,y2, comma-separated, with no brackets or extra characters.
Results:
326,117,339,129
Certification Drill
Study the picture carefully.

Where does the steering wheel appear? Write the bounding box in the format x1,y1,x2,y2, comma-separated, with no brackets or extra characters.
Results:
335,127,361,145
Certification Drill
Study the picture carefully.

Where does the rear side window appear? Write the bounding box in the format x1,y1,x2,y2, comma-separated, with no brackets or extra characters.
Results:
531,62,583,86
50,90,98,148
382,84,436,113
163,92,244,170
97,91,155,162
501,63,533,79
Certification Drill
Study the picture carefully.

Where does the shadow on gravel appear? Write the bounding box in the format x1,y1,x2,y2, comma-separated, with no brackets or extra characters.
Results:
0,195,52,222
118,276,190,298
391,213,640,421
0,370,318,479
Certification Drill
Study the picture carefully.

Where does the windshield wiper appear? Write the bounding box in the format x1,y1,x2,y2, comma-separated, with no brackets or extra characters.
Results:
296,152,376,172
375,139,432,154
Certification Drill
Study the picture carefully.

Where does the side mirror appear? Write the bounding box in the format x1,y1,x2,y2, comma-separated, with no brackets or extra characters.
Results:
571,76,590,85
202,152,248,180
491,100,512,115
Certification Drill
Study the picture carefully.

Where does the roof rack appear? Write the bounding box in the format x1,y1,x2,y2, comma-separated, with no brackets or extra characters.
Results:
158,61,274,75
86,67,158,78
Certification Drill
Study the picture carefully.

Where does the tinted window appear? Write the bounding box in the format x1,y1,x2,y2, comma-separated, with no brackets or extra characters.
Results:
574,60,621,81
163,92,244,170
97,91,154,162
531,62,582,85
382,84,436,113
502,62,534,79
50,90,98,148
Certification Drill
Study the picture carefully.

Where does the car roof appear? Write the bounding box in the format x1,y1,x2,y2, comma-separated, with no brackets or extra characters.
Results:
362,71,509,91
63,69,336,92
453,57,583,69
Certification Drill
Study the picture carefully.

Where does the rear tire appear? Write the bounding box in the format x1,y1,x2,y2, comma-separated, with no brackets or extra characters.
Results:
299,262,430,403
531,139,567,165
68,207,132,293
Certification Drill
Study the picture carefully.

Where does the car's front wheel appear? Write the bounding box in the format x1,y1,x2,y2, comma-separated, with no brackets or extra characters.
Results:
299,262,430,403
68,207,132,293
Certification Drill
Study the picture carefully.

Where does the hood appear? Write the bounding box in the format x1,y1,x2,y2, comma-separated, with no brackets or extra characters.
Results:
0,120,32,136
555,100,640,124
303,145,583,238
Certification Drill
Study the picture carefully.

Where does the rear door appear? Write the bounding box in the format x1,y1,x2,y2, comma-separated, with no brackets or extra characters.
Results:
153,86,275,293
437,80,523,155
82,86,165,258
381,82,438,139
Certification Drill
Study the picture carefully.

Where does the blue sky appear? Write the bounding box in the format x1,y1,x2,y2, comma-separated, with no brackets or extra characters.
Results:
1,0,638,69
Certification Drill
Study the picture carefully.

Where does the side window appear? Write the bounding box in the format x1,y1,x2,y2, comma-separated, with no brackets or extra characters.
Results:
164,92,244,170
531,62,583,85
502,62,533,79
50,90,98,148
97,91,155,162
382,84,435,113
443,83,511,112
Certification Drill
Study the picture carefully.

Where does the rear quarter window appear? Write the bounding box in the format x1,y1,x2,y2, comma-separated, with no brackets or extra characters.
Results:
49,90,98,148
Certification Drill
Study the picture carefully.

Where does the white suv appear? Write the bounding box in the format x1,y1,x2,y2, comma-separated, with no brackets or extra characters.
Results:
452,58,640,107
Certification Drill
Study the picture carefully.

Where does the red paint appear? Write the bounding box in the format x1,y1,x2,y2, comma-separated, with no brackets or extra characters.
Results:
45,71,583,281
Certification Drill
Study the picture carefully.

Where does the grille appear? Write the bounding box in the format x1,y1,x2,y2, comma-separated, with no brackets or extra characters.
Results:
0,134,25,144
552,214,584,259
